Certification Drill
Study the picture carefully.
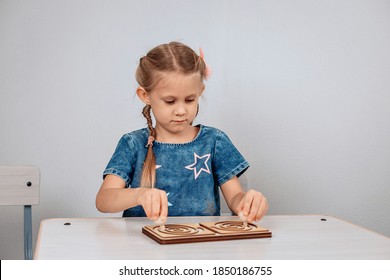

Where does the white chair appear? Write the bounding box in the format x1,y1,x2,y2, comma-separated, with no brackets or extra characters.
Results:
0,166,40,260
219,173,248,215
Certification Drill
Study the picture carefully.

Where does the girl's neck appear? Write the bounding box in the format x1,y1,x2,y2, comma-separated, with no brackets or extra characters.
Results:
154,125,200,144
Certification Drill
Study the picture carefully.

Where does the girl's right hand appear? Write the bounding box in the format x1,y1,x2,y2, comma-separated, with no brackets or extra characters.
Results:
136,188,168,221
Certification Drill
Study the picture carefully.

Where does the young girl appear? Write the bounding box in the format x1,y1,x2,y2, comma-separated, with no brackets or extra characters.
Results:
96,42,268,225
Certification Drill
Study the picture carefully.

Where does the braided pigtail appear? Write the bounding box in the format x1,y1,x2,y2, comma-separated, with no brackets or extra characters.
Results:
140,105,157,188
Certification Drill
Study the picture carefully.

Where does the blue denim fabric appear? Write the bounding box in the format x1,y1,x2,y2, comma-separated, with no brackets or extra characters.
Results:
103,125,249,217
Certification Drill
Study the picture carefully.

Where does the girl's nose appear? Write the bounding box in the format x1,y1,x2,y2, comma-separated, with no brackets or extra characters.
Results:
174,104,186,115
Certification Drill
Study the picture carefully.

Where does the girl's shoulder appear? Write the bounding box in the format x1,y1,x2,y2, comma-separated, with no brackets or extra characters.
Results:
198,124,227,139
120,127,149,147
125,127,149,138
198,124,237,147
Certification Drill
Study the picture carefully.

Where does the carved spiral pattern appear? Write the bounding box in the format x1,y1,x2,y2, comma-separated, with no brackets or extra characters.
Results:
156,224,202,236
213,221,256,231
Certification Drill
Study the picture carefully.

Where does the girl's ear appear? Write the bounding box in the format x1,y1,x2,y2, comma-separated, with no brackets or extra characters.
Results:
199,84,206,97
136,87,150,105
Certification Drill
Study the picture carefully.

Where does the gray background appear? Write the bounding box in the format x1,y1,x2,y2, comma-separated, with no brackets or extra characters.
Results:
1,0,389,259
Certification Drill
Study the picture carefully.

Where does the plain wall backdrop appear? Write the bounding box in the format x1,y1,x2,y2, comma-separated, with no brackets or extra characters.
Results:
1,0,389,259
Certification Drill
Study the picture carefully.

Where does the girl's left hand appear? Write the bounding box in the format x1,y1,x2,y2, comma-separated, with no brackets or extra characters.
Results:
236,189,269,223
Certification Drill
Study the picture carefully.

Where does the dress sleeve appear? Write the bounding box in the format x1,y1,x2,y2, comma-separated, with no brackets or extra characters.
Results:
103,134,136,186
212,130,250,186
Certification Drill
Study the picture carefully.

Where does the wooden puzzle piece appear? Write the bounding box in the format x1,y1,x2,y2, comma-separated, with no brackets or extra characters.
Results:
142,221,272,244
145,223,216,239
200,221,269,235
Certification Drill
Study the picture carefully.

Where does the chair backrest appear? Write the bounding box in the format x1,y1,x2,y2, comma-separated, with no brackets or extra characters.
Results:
0,165,40,206
0,165,40,260
219,173,248,215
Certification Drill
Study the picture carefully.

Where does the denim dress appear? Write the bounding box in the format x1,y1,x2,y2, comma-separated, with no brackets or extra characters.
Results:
103,125,249,217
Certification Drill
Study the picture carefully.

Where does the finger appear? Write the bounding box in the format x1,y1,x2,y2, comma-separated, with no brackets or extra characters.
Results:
143,190,153,219
137,188,152,219
151,190,162,220
159,191,168,220
242,191,255,217
247,195,261,223
235,196,245,214
255,197,269,222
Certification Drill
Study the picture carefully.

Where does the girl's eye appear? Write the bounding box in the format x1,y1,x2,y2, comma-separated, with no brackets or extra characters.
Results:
186,99,195,103
164,100,175,104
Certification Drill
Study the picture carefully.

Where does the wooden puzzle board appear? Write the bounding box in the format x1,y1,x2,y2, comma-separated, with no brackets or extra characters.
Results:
142,220,272,244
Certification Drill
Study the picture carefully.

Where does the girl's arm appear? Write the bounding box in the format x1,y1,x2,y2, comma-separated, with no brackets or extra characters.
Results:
220,176,268,222
96,174,168,220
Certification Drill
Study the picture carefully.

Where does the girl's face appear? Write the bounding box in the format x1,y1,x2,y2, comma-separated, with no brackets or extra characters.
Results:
138,72,204,142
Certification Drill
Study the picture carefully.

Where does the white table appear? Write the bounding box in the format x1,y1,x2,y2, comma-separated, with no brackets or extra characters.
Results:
34,215,390,259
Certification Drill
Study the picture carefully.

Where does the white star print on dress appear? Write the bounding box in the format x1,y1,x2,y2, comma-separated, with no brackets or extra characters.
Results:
166,192,173,207
185,152,211,179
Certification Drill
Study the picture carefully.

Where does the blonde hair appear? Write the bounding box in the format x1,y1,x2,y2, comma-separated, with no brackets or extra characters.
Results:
136,42,207,188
